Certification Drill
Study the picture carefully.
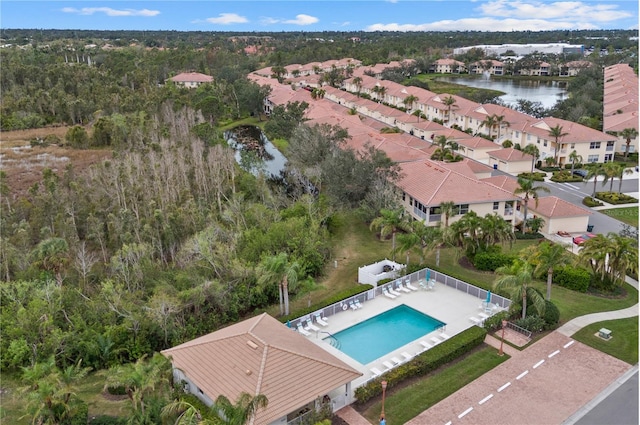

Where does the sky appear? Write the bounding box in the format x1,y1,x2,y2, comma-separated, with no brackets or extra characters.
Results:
1,0,638,32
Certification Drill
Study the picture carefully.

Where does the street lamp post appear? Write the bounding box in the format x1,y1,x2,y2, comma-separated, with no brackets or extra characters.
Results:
498,320,507,356
380,380,388,424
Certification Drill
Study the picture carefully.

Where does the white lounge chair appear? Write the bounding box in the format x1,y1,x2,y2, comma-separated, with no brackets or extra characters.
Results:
304,319,320,332
382,360,395,371
388,286,402,297
370,367,383,378
405,279,419,291
419,279,428,290
440,332,451,340
349,300,358,311
297,323,311,336
469,317,482,325
396,282,411,293
382,287,396,299
419,340,432,351
354,299,363,309
428,279,436,290
314,313,328,327
391,356,403,366
401,351,414,362
478,312,490,320
430,336,442,345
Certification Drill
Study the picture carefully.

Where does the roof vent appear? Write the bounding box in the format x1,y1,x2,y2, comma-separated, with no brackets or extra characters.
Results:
246,340,258,349
246,369,252,375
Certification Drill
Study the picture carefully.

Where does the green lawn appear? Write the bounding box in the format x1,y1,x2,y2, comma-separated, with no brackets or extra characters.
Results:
572,318,639,365
601,206,639,227
360,346,509,425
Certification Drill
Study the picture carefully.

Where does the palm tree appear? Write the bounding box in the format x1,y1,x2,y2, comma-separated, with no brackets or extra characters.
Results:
616,165,634,193
480,213,515,249
481,114,498,140
568,150,583,174
257,252,300,316
412,109,423,123
372,85,387,103
162,392,268,425
522,144,540,173
606,233,639,286
620,128,638,159
352,76,363,98
443,95,457,124
494,259,545,319
431,135,464,162
439,201,457,228
403,94,419,111
528,241,571,300
602,162,621,192
514,177,550,233
452,211,483,255
494,114,510,142
585,163,606,197
548,124,568,165
370,208,408,260
104,353,172,417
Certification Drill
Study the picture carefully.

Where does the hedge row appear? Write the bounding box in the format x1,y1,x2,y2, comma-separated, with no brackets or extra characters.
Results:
514,232,544,240
595,192,639,205
551,171,583,183
473,251,516,271
279,284,374,323
517,172,546,181
554,265,590,292
354,326,487,404
583,196,604,207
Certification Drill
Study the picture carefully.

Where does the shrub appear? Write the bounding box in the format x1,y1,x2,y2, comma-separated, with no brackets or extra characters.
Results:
517,172,546,181
88,417,127,425
482,311,510,332
105,385,127,396
550,171,583,183
354,326,487,404
595,192,638,205
512,315,546,332
473,250,516,271
527,300,560,330
582,197,604,207
514,232,544,240
554,265,590,292
538,166,561,172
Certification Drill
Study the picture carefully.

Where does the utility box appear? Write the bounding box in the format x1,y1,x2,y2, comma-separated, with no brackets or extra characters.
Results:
598,328,612,339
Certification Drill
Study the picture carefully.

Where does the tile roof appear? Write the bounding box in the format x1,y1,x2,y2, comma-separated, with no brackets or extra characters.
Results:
487,148,533,162
398,160,517,205
162,313,361,425
530,196,593,218
170,72,213,83
456,136,499,149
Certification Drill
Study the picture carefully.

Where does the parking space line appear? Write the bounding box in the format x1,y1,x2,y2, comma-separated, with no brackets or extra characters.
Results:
549,349,560,358
479,394,494,405
516,370,529,380
498,382,511,392
458,407,473,419
533,359,545,369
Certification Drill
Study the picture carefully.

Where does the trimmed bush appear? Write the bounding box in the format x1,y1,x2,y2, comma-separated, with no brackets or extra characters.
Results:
354,326,487,404
582,197,604,207
88,416,127,425
595,192,639,205
514,232,544,240
482,311,510,332
279,284,373,322
517,172,546,181
551,170,583,183
554,265,590,292
473,251,516,271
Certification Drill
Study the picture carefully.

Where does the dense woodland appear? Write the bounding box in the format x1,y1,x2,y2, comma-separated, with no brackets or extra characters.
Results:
0,29,638,424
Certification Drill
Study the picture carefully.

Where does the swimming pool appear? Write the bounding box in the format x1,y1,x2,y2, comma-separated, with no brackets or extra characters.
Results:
325,304,445,364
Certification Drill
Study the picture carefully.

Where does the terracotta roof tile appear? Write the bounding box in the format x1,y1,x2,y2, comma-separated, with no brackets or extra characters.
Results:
162,314,361,425
531,196,593,218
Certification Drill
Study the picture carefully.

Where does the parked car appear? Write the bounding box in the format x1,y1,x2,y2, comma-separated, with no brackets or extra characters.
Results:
573,233,596,245
572,169,588,178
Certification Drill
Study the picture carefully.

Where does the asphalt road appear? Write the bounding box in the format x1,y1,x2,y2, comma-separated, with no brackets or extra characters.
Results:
574,371,639,425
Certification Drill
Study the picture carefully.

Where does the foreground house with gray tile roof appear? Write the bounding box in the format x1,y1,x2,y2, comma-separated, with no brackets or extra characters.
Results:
162,313,361,425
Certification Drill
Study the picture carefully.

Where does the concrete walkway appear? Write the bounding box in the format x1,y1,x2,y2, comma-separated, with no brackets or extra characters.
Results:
557,276,639,337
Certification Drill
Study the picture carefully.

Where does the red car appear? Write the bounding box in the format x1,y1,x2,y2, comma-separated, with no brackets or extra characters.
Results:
573,233,596,245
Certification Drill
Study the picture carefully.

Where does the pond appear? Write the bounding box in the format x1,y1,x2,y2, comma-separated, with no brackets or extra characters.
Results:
436,76,568,109
224,125,318,196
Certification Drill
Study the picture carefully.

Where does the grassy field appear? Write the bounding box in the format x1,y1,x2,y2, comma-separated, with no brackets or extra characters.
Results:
572,318,639,365
360,346,509,425
600,206,639,227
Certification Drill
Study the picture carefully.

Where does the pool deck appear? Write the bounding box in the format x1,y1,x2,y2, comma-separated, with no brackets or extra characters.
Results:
302,280,496,388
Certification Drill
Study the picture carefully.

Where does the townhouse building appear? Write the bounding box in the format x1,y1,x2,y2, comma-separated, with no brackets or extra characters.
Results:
603,64,639,155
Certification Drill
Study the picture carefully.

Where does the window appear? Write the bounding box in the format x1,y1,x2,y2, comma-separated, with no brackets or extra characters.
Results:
402,192,406,201
604,154,613,162
590,142,601,149
537,139,540,144
515,131,520,138
570,143,575,149
527,134,531,141
458,204,469,214
409,197,413,206
504,201,514,215
543,140,547,147
588,154,599,163
493,201,499,210
606,141,615,151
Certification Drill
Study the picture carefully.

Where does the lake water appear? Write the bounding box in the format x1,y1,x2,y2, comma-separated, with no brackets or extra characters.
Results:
436,76,568,109
224,125,287,179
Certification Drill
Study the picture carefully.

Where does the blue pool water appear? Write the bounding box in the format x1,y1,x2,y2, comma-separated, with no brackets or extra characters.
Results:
325,305,445,364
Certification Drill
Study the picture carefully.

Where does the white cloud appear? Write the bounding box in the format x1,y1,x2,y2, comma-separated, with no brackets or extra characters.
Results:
61,7,159,17
366,17,599,32
204,13,248,25
283,14,319,25
260,17,280,25
479,0,631,23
